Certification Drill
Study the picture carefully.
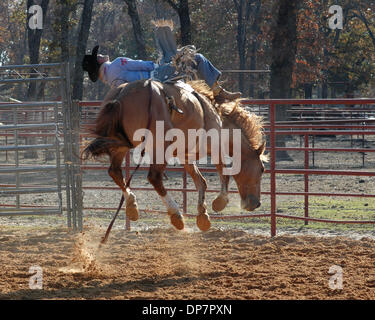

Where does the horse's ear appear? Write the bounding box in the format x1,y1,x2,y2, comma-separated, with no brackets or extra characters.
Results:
256,141,266,156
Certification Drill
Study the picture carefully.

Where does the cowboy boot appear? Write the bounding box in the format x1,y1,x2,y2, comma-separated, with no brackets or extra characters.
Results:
212,81,242,101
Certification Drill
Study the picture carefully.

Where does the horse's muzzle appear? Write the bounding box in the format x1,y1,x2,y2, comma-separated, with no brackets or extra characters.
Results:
241,195,261,211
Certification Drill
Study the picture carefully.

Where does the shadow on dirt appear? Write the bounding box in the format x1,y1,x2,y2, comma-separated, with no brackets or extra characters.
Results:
0,271,226,300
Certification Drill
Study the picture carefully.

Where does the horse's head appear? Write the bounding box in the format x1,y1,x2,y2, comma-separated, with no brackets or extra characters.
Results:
232,141,266,211
219,101,267,211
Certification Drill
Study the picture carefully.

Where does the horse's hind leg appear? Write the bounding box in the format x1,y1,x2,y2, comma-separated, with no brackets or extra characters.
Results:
147,164,184,230
108,149,139,221
184,163,211,232
212,164,230,212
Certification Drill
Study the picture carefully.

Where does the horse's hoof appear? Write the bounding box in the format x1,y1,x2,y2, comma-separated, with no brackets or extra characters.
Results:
196,213,211,232
212,196,228,212
170,213,184,230
126,203,139,221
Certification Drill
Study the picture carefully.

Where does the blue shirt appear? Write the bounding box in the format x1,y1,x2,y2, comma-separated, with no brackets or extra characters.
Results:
99,57,155,87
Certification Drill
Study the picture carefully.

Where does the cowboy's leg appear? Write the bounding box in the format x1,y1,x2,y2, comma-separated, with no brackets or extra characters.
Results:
194,53,221,88
194,53,242,101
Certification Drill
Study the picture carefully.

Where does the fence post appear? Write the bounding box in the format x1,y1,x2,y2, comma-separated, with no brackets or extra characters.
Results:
72,100,83,231
60,62,73,229
270,103,276,237
362,122,365,167
183,170,187,214
13,105,20,209
125,152,131,231
304,134,309,225
5,135,8,162
312,134,315,167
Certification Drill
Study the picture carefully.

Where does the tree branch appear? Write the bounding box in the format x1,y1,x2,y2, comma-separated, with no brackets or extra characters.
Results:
355,9,375,48
233,0,240,13
245,0,254,21
162,0,179,12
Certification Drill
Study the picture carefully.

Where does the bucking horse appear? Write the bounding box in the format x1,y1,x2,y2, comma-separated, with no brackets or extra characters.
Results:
83,79,267,232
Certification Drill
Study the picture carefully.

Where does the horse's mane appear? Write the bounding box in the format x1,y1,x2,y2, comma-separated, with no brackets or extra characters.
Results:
220,101,265,146
187,80,214,101
187,80,266,158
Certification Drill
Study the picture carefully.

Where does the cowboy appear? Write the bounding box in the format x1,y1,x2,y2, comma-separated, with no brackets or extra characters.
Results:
82,45,242,101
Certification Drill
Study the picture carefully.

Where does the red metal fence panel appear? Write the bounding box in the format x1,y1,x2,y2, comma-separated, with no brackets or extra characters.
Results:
78,99,375,235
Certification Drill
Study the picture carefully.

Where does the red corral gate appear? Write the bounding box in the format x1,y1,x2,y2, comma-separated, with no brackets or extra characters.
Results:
78,98,375,236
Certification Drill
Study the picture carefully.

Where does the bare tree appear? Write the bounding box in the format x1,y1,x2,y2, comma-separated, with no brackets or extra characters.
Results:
26,0,50,100
124,0,148,59
269,0,300,160
233,0,261,94
270,0,299,101
162,0,191,45
72,0,95,101
247,1,261,98
59,0,72,63
353,8,375,49
25,0,50,159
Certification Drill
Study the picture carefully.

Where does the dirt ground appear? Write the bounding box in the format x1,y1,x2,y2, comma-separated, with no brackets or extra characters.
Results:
1,127,375,300
0,224,374,300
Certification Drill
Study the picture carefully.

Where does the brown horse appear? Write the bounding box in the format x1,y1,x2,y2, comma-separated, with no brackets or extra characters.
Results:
83,79,266,231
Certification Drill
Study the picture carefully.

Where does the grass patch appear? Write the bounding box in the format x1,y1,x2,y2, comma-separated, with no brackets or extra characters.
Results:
2,197,374,236
182,197,375,234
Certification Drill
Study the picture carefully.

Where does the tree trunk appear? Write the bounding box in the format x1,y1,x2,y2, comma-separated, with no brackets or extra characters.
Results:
321,46,329,99
269,0,300,161
236,1,245,93
16,33,27,100
154,0,165,19
248,51,256,97
25,0,49,159
163,0,191,45
26,0,50,100
358,9,375,49
59,0,70,63
248,1,261,98
304,83,312,99
124,0,148,60
177,0,191,45
234,0,261,96
72,0,94,100
321,82,328,98
270,0,299,100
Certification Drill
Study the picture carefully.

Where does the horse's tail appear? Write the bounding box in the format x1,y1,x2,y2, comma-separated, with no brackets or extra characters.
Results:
94,100,123,137
81,137,125,160
81,100,132,160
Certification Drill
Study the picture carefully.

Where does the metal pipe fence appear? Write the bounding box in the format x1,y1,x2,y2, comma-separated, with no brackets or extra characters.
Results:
78,98,375,236
0,63,82,231
253,98,375,235
2,91,374,236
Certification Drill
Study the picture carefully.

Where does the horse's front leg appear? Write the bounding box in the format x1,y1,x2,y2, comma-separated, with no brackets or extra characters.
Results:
184,163,211,231
212,164,230,212
147,164,184,230
108,149,139,221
